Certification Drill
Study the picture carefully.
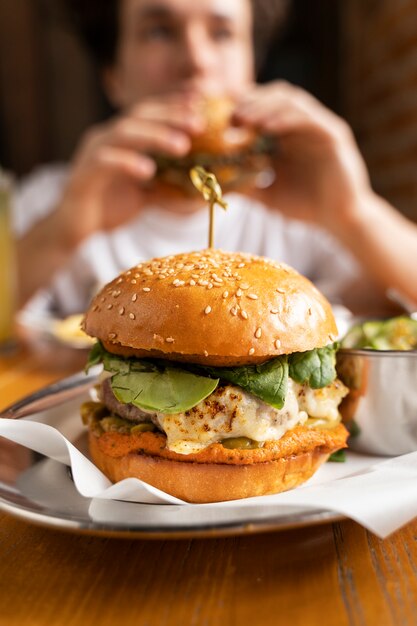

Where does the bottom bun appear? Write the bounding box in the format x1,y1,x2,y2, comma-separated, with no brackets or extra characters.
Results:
89,432,335,503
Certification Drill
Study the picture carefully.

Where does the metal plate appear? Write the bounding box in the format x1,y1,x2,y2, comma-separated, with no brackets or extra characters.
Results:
0,372,343,539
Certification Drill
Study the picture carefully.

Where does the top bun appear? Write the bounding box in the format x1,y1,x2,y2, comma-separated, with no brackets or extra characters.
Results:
83,250,338,366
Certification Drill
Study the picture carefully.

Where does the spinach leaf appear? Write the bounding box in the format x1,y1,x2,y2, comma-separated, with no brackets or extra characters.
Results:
85,341,106,372
86,341,338,414
86,342,219,413
199,357,289,409
288,344,337,389
111,366,219,414
327,449,346,463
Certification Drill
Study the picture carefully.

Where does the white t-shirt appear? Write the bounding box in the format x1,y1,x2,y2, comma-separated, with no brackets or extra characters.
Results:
14,165,360,316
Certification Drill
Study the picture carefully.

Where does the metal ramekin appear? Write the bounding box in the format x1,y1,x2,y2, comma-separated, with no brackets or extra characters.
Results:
336,349,417,456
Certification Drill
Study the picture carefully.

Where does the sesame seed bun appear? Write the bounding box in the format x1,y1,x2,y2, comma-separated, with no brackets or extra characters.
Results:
83,249,338,366
88,423,348,503
82,251,346,502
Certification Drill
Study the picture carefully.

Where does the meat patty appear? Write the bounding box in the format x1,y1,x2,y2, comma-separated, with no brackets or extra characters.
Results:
101,378,156,423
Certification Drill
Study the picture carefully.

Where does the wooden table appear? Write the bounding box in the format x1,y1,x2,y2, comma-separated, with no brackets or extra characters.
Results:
0,338,416,626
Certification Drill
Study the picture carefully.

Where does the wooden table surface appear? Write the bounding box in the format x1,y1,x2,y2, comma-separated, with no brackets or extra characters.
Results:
0,337,416,626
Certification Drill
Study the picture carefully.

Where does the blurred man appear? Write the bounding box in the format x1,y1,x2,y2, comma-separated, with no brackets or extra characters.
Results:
15,0,417,314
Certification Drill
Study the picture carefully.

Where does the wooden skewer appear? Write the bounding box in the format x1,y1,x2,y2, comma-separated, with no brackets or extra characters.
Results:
190,166,228,248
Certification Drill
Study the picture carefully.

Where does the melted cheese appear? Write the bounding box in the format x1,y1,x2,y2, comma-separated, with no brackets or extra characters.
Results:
154,379,348,455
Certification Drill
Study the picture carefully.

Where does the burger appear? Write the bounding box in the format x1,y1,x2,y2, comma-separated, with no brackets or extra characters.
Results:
153,96,273,195
82,249,349,503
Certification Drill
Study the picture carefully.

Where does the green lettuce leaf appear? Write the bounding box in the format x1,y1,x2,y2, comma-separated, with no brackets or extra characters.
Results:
86,343,218,413
327,449,346,463
85,340,106,372
288,344,337,389
198,357,289,410
85,341,337,414
111,365,219,414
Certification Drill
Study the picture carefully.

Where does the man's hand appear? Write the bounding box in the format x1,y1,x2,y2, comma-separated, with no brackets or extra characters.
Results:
57,93,203,249
234,81,370,237
17,93,203,305
234,82,417,309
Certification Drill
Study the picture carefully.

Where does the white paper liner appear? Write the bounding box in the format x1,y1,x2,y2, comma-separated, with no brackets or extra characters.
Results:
0,417,417,538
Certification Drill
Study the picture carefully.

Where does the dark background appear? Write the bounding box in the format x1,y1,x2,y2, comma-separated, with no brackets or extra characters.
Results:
260,0,341,112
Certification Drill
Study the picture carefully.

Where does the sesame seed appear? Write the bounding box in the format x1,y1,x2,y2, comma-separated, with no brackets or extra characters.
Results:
112,290,121,297
240,310,248,320
207,283,213,289
204,350,209,357
107,304,113,310
240,282,249,290
230,306,238,316
100,297,105,303
238,263,245,268
270,309,279,314
255,327,262,338
189,279,196,286
204,306,212,315
222,291,229,298
108,333,117,340
247,293,258,300
276,288,285,294
92,305,98,312
131,294,137,302
199,279,209,286
116,277,123,284
129,313,135,320
236,289,243,297
119,307,125,315
131,279,137,284
275,339,281,349
143,287,151,292
172,279,180,285
165,337,175,343
249,347,255,355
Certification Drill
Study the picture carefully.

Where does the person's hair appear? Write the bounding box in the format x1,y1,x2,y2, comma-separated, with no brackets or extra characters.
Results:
66,0,289,74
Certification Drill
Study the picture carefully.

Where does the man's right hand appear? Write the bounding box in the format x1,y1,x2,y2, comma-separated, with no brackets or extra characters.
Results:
56,93,203,250
17,93,203,305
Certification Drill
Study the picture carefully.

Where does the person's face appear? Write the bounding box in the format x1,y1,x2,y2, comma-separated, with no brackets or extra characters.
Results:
106,0,254,108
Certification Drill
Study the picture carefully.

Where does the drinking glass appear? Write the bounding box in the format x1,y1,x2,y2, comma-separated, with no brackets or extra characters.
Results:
0,170,16,350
